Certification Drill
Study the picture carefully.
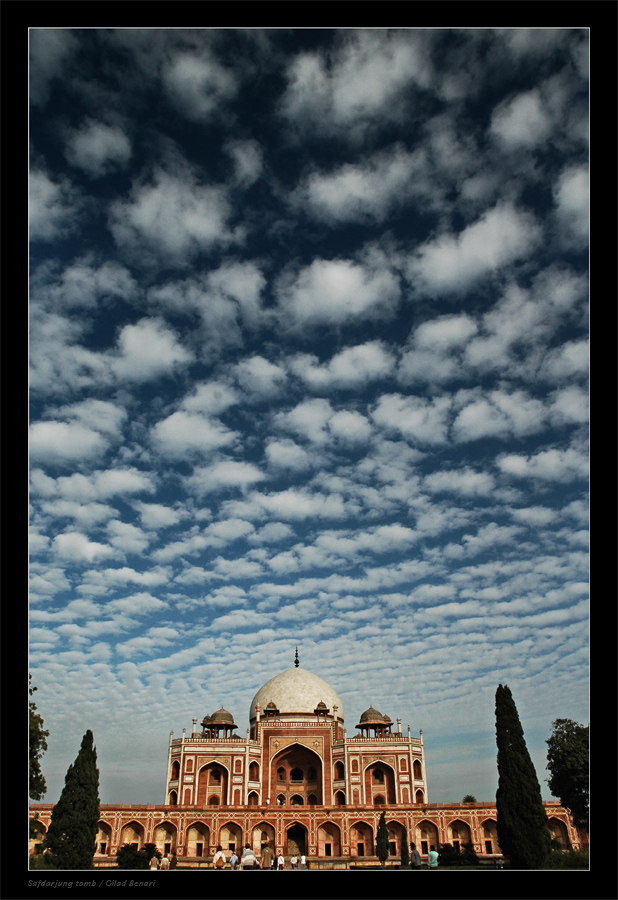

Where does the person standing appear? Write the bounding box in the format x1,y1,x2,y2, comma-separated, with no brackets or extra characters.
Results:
428,845,439,869
149,854,159,870
241,843,258,869
169,852,177,870
159,853,170,870
213,845,227,869
410,842,422,870
300,854,306,870
277,853,285,870
230,850,239,870
290,854,298,870
261,843,274,870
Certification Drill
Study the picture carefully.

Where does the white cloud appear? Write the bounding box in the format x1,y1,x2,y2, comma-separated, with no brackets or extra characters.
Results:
328,410,372,445
291,341,395,390
186,461,266,495
33,258,138,311
111,318,192,382
452,389,546,443
133,502,184,530
399,314,478,384
275,398,334,444
498,446,589,482
372,393,451,445
538,339,588,383
296,144,424,224
30,467,156,502
281,30,432,139
234,356,287,398
53,531,117,564
424,467,496,497
224,139,263,187
265,439,312,471
553,165,588,248
407,203,541,296
30,421,110,466
162,51,238,122
106,520,151,555
490,88,553,149
277,258,400,328
152,411,237,459
109,169,236,267
65,120,132,177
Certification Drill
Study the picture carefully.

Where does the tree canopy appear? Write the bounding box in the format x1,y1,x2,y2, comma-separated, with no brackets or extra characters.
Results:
546,718,589,831
495,684,551,869
29,676,49,801
43,730,100,869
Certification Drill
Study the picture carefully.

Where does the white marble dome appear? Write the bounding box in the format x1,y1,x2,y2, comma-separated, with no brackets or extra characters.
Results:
249,667,344,722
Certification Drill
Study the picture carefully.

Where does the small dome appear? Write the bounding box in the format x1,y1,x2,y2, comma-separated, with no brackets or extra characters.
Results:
210,707,235,725
358,706,385,724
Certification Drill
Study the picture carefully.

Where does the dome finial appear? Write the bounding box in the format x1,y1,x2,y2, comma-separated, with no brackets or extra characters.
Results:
294,646,299,667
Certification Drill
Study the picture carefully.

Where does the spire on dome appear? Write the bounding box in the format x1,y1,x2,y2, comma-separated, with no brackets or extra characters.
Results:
294,646,299,667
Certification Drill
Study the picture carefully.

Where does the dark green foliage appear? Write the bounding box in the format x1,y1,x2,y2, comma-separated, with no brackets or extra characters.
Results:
462,794,477,803
376,811,389,865
544,847,589,869
116,843,160,870
400,826,410,868
460,842,479,865
29,676,49,800
546,718,589,831
437,843,460,866
43,730,100,869
495,685,551,869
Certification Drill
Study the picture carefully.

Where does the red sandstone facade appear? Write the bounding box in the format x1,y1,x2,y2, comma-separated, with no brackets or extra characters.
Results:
29,663,585,867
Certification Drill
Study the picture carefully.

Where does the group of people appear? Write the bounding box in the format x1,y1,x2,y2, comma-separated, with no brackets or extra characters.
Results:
151,841,501,870
410,843,438,869
149,852,176,870
213,844,306,870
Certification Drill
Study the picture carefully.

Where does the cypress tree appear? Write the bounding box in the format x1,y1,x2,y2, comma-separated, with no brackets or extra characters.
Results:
400,825,410,868
376,811,389,865
495,685,551,869
43,730,100,869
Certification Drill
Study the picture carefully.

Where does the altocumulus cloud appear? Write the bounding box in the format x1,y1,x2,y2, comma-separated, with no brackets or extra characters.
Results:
29,28,588,807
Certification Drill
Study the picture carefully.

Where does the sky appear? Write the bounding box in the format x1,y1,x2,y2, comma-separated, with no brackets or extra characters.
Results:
29,28,589,807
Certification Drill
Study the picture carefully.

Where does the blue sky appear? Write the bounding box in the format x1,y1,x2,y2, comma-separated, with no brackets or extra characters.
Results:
29,28,588,806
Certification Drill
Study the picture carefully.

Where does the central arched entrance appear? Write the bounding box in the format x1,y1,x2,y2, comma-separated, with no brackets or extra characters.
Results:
286,823,307,857
271,744,323,806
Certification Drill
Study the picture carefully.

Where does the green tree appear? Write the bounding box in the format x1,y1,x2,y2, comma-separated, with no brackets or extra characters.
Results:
43,730,100,869
462,794,477,803
545,718,589,831
460,842,479,865
400,825,410,868
116,842,159,870
437,842,460,866
376,811,389,865
29,676,49,801
495,684,551,869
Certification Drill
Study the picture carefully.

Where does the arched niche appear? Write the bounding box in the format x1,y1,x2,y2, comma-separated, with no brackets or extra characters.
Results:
270,744,323,806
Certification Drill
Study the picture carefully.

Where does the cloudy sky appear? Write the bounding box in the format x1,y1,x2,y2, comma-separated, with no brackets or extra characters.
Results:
29,28,588,806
